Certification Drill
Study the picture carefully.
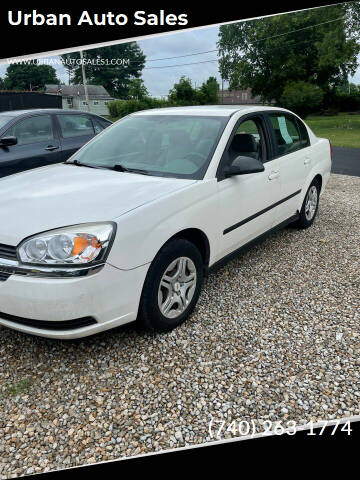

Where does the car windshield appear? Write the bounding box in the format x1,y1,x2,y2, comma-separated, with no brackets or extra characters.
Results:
69,114,228,179
0,115,13,130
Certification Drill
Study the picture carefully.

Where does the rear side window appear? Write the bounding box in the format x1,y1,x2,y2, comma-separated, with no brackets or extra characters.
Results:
57,114,95,138
91,118,107,134
7,115,53,146
296,118,310,148
269,114,302,156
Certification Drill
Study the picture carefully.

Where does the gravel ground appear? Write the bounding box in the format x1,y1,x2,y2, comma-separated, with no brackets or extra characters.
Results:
0,173,359,478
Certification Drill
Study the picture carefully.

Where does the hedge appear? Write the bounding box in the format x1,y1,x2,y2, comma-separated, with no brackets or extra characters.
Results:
107,97,172,118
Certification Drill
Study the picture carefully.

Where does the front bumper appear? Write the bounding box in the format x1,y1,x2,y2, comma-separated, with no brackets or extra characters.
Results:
0,263,149,339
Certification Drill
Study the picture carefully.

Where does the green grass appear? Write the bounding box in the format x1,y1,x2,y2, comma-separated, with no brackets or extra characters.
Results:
5,377,34,397
307,113,360,149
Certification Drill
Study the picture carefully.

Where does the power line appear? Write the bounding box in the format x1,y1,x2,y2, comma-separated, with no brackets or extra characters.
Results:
143,18,345,71
143,38,331,70
242,16,343,45
136,16,343,65
144,49,217,63
144,59,218,70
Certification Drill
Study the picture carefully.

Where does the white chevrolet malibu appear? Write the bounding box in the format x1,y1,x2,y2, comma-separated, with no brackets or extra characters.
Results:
0,106,331,339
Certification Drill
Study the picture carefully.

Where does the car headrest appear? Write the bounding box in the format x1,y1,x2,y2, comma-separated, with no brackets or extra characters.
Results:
231,133,258,153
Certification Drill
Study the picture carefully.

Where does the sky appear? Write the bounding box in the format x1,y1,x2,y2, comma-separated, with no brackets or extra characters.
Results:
137,26,223,97
0,25,223,96
0,23,360,95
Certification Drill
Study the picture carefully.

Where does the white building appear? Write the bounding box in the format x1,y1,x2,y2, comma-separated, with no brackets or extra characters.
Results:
45,84,114,116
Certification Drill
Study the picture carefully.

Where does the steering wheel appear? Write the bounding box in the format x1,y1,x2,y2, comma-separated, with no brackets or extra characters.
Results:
183,152,207,167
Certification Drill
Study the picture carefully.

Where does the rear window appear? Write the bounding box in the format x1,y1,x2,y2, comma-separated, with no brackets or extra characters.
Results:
57,114,95,138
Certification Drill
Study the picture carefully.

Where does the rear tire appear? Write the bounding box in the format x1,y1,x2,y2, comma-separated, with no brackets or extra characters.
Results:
295,179,320,229
138,238,203,332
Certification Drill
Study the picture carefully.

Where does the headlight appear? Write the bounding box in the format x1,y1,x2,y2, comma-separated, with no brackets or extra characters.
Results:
17,223,116,266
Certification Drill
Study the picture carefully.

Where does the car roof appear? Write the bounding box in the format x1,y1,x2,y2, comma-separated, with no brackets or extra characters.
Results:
132,105,289,117
0,109,101,117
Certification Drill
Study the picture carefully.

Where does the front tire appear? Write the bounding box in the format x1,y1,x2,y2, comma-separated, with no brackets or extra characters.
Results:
138,238,204,332
295,179,320,229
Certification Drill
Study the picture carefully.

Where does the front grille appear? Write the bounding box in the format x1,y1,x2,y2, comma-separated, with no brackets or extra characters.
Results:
0,312,97,331
0,272,11,282
0,243,17,261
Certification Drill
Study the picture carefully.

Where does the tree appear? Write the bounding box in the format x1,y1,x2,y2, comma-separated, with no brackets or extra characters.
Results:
348,82,360,94
218,3,360,103
280,81,324,117
336,80,359,94
198,76,220,104
60,43,146,98
4,63,59,90
128,78,148,100
168,76,197,104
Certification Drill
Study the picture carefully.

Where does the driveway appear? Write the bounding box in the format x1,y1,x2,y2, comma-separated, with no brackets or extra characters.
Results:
0,173,359,478
332,146,360,177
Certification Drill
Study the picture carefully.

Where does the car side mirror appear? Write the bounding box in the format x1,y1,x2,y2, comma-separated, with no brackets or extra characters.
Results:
223,155,264,177
0,136,18,147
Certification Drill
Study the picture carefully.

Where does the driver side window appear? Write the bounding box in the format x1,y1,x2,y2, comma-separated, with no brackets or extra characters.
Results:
229,118,265,164
7,115,53,146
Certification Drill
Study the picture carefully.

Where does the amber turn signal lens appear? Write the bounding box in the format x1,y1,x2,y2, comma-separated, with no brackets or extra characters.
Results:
72,236,90,256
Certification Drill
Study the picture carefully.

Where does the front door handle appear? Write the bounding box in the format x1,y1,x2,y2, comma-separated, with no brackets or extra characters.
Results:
268,171,280,180
45,145,59,151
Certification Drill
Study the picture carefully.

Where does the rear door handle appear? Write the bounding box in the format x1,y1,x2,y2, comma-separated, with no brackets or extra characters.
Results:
45,145,59,151
268,171,280,180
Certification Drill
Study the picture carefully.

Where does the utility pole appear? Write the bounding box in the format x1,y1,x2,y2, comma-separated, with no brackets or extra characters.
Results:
79,50,90,112
220,50,224,104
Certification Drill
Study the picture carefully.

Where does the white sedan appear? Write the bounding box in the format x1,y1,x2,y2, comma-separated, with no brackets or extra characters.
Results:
0,105,331,339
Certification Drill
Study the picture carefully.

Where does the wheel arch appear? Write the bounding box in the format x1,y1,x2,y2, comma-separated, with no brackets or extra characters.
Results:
300,172,323,207
158,228,210,270
313,173,323,193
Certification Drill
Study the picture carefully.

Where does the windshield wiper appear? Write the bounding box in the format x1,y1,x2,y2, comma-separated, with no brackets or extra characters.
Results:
65,160,105,170
112,164,151,175
65,160,151,175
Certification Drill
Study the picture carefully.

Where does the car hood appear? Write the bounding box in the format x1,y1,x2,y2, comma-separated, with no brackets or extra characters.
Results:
0,164,196,246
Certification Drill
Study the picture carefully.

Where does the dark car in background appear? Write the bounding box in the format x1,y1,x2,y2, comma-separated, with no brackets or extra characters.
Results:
0,109,112,178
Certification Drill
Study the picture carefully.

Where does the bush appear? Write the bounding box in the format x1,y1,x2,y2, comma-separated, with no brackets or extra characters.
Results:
107,97,171,119
280,81,324,118
331,93,360,112
107,100,122,118
107,75,221,119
